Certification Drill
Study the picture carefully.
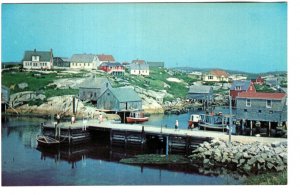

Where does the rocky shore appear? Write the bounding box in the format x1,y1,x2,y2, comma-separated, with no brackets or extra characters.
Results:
189,138,287,175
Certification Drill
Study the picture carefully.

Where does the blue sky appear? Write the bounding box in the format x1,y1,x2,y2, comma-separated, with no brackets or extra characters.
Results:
2,3,287,73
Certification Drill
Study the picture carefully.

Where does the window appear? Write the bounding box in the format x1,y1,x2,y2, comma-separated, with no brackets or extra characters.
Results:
208,76,213,80
235,86,241,90
246,99,251,107
269,110,273,114
266,100,272,108
244,109,247,112
258,110,262,113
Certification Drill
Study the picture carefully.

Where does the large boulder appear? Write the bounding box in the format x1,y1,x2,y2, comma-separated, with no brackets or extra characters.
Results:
18,82,28,89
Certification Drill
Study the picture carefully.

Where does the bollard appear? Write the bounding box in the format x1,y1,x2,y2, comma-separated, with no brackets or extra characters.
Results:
166,136,169,159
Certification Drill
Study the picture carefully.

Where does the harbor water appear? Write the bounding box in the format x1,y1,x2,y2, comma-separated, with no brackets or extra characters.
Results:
1,114,242,186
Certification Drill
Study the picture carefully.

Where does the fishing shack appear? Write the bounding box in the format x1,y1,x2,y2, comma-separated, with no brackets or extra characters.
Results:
78,76,111,104
187,84,213,104
1,85,10,112
97,87,142,122
235,91,287,136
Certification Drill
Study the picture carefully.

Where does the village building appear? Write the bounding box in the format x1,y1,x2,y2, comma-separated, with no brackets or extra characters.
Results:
130,63,150,76
22,49,53,70
70,54,99,70
254,76,265,85
53,57,70,69
236,92,287,132
132,59,146,65
230,80,256,106
229,74,248,81
99,62,125,76
98,54,115,66
78,77,111,103
203,70,229,82
1,85,10,112
187,84,213,103
147,61,165,68
188,72,203,79
97,87,142,111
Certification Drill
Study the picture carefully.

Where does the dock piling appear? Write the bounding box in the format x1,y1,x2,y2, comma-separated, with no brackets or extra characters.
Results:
165,136,169,157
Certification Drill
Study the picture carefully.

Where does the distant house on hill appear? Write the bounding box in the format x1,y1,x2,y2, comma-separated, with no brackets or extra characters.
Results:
230,80,256,106
99,62,125,76
147,61,165,68
203,70,229,82
22,49,53,70
78,77,111,103
97,87,142,111
187,85,213,103
130,63,150,76
53,57,70,69
98,54,115,66
255,76,265,85
70,54,99,70
132,59,146,65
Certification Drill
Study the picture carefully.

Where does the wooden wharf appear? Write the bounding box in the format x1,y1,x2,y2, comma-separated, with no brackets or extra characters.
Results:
41,119,287,153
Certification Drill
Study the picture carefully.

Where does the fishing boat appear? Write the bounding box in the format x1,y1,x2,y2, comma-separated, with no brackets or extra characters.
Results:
188,114,201,129
126,110,149,123
36,135,60,146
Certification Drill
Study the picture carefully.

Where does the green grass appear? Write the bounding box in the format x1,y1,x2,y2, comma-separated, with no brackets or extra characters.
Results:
1,71,58,94
2,70,79,99
243,171,287,185
255,84,276,93
120,154,190,164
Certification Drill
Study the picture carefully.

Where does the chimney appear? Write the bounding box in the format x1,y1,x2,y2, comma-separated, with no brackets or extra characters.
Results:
34,48,36,52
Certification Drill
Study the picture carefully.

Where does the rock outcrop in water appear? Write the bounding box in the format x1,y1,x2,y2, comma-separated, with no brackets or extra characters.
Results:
189,138,287,175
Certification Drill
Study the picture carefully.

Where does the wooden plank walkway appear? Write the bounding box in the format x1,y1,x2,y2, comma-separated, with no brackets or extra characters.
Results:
46,119,287,144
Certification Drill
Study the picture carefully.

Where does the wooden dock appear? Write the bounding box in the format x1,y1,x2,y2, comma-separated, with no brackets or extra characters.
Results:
41,119,287,152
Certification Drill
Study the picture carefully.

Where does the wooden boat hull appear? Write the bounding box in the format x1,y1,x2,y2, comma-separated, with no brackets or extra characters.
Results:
198,123,227,131
36,135,60,147
126,117,149,123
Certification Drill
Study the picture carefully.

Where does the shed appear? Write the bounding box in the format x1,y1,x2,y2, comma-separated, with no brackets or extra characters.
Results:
78,77,111,102
236,92,287,122
97,87,142,111
187,85,213,102
1,85,10,103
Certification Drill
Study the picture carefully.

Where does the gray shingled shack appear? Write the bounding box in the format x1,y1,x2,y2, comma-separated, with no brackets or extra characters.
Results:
78,77,111,102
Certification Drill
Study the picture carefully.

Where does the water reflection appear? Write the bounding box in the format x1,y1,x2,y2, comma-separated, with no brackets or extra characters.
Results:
2,116,242,185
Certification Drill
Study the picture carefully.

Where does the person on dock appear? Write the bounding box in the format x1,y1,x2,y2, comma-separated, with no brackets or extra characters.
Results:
175,120,179,130
71,115,75,124
56,114,61,124
83,118,87,131
98,114,103,124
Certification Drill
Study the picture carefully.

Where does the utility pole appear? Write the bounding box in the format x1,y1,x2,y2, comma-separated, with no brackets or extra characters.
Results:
229,95,232,145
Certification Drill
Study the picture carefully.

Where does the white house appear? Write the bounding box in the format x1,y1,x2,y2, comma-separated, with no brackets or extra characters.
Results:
203,70,229,82
70,54,100,70
130,64,150,76
22,49,53,70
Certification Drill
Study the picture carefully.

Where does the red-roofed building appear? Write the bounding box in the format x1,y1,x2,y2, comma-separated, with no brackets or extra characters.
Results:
236,91,287,124
203,70,229,82
98,54,115,66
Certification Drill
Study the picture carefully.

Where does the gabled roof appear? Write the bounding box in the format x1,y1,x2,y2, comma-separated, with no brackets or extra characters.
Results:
132,59,146,65
70,54,97,63
110,87,141,102
101,62,122,67
98,54,115,62
230,80,251,91
79,77,111,89
130,64,149,70
210,70,229,77
237,92,286,100
23,50,53,62
188,85,212,94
